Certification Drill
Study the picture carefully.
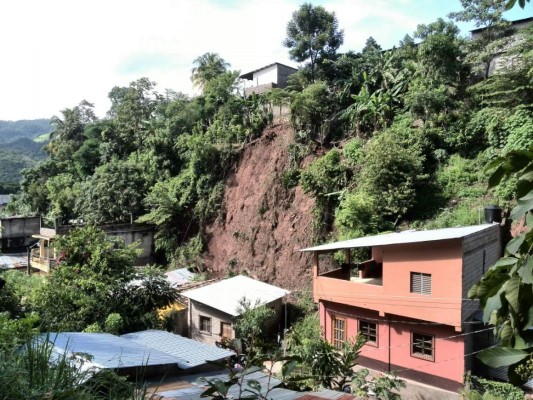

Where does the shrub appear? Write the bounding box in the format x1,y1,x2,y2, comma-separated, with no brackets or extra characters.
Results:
467,375,525,400
343,138,364,167
359,130,426,223
281,168,301,189
436,154,484,199
335,190,381,240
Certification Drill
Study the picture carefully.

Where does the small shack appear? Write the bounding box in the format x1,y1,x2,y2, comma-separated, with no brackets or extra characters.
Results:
181,275,290,346
240,62,297,96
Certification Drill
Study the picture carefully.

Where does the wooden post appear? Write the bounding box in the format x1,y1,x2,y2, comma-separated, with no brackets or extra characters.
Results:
26,246,31,275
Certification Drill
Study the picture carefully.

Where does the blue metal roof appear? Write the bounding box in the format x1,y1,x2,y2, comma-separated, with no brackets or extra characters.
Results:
165,268,196,287
45,332,183,369
121,330,234,369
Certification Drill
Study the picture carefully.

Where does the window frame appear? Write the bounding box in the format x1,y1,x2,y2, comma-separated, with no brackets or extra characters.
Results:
410,331,435,361
359,319,378,347
410,272,432,295
332,316,347,349
221,322,233,339
199,315,212,334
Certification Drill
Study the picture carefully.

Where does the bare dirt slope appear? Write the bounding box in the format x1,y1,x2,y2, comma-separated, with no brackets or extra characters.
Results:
204,122,315,290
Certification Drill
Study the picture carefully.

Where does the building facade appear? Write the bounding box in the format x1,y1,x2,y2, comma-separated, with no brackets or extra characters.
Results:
301,224,502,391
240,62,297,96
182,275,289,347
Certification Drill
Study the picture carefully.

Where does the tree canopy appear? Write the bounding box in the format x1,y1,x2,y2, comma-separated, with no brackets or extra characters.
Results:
283,3,344,81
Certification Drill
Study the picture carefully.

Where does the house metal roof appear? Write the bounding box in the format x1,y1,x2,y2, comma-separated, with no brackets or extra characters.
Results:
0,194,11,205
156,370,362,399
121,330,234,369
300,224,498,252
165,268,196,288
44,332,183,369
181,275,290,317
0,253,27,270
240,62,297,80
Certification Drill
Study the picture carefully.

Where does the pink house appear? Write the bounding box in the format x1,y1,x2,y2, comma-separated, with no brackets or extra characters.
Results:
300,224,502,391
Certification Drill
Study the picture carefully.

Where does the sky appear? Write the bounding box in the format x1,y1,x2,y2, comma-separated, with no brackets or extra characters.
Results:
0,0,529,121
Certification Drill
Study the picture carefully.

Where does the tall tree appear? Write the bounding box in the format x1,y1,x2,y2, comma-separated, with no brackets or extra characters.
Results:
47,100,96,161
283,3,344,81
190,52,230,91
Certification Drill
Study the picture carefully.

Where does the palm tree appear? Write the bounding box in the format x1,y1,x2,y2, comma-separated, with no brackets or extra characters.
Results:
190,52,230,91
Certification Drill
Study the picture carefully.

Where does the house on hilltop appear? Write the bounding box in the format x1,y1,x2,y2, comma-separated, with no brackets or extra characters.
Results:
470,16,533,77
240,62,297,96
300,222,502,391
181,275,290,346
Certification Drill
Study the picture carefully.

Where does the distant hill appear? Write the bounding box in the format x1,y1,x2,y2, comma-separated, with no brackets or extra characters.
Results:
0,119,52,143
0,119,50,193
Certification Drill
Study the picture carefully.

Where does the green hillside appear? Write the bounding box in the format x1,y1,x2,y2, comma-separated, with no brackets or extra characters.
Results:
0,119,51,143
0,121,49,193
5,3,532,264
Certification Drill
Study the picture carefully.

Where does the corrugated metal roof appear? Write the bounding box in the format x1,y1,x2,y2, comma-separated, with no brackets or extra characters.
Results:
181,275,290,317
0,194,11,205
300,224,498,252
45,332,183,369
156,370,363,399
165,268,196,287
121,330,234,369
0,253,27,270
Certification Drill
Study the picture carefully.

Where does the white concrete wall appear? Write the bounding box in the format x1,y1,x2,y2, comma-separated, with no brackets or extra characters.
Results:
253,65,278,86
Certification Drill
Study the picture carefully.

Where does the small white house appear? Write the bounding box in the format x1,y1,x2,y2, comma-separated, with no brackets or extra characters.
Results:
181,275,290,346
240,62,297,96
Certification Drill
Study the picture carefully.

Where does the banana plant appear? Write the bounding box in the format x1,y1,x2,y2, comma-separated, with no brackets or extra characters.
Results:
469,147,533,383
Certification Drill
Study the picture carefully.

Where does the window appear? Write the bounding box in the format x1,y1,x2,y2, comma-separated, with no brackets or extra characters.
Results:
359,320,378,346
411,332,434,361
199,315,212,333
410,272,432,295
332,316,346,349
221,322,232,339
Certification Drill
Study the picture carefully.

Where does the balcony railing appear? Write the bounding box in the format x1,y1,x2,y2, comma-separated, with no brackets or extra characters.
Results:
30,248,56,272
319,259,383,286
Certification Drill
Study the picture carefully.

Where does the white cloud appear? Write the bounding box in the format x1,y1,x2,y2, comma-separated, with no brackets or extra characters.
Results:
0,0,526,120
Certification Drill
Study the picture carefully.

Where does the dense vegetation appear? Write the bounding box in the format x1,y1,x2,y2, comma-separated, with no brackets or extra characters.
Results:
6,0,531,264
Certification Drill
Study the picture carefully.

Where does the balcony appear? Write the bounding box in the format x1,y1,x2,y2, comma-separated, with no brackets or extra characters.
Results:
30,247,56,273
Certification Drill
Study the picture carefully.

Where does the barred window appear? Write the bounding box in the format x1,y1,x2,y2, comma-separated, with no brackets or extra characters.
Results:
410,272,432,295
332,316,346,349
199,315,212,333
411,332,434,361
359,320,378,346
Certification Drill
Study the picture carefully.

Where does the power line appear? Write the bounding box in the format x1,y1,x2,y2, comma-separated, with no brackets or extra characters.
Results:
296,326,496,357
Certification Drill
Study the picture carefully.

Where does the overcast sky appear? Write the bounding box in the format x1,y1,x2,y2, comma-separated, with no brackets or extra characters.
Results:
0,0,528,121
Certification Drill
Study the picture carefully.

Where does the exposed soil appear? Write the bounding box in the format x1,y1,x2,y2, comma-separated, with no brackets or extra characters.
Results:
204,122,315,291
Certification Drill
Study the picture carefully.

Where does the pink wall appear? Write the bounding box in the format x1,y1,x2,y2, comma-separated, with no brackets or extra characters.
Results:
315,239,464,328
321,302,465,385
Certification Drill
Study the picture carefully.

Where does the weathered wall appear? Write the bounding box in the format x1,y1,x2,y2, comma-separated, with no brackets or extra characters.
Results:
0,217,40,239
189,300,234,346
0,216,40,250
461,224,501,322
